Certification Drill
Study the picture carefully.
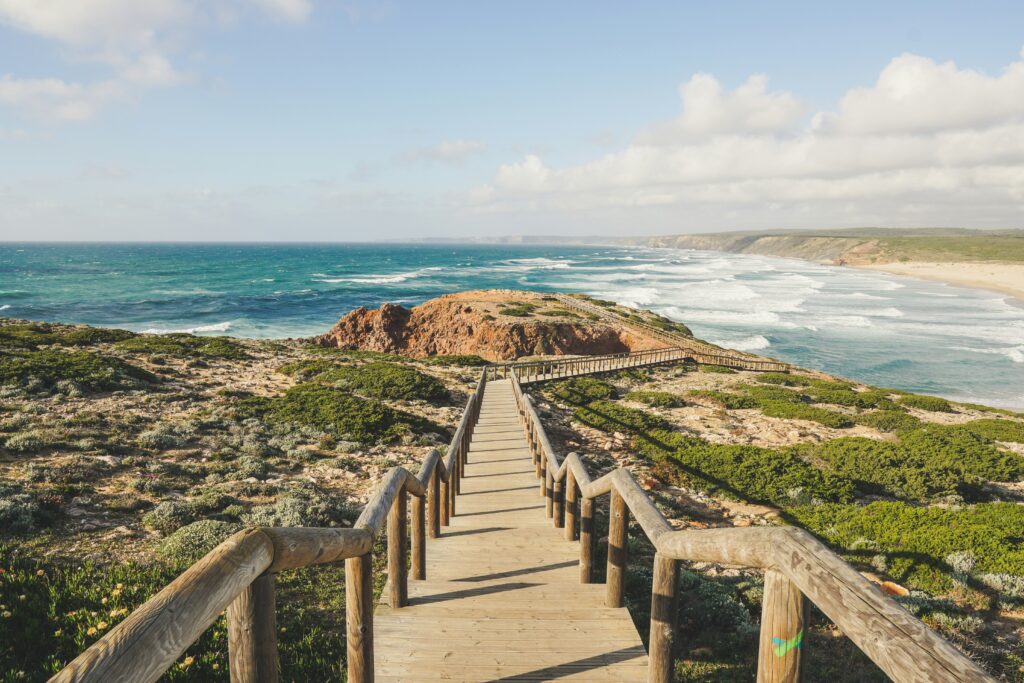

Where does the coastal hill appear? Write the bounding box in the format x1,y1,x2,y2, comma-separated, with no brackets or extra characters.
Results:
314,290,693,360
638,228,1024,300
1,293,1022,680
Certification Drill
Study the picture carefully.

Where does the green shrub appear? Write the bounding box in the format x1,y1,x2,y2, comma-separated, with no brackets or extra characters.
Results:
116,333,248,360
638,430,854,506
687,390,758,410
959,418,1024,443
898,394,954,412
550,377,617,405
855,410,922,433
142,500,196,535
316,362,448,402
573,400,672,435
788,501,1024,594
0,349,157,394
677,570,758,657
249,383,441,444
807,387,894,409
0,483,41,534
242,491,354,528
156,520,241,563
498,301,538,317
624,391,684,408
754,372,810,386
699,364,736,374
811,428,1022,501
422,354,489,367
739,384,805,403
277,359,339,378
0,323,136,349
758,400,854,428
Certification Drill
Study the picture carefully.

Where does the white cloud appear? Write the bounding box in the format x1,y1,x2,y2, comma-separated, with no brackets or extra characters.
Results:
403,139,487,164
0,0,311,121
471,50,1024,229
638,73,804,143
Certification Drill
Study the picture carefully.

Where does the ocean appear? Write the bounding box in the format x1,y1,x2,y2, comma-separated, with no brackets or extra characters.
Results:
2,242,1022,409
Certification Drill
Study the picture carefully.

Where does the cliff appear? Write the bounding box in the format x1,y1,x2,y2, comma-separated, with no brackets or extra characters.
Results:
313,290,667,361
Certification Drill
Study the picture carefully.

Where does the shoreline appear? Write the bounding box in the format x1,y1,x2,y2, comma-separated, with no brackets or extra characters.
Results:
852,261,1024,304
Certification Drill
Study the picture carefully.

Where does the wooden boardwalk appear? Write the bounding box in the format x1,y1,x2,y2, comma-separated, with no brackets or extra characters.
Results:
374,378,649,682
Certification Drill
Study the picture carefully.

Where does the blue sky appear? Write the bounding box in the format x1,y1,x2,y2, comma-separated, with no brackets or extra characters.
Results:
1,1,1023,240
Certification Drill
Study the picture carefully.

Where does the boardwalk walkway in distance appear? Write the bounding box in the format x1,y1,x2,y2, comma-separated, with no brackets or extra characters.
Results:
373,378,649,682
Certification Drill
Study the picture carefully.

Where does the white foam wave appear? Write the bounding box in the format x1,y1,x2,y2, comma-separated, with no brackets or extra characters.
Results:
707,334,772,352
316,266,444,285
142,321,233,334
0,304,10,311
951,345,1024,364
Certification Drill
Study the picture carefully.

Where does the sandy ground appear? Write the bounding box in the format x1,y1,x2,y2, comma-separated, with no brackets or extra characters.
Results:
858,261,1024,303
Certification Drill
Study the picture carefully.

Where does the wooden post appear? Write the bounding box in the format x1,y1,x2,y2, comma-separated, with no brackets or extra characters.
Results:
648,553,679,683
441,477,452,525
539,456,546,497
411,493,426,581
428,468,441,538
606,488,628,607
757,569,807,683
387,490,408,608
552,477,564,528
565,469,578,542
544,469,554,518
580,496,594,583
453,444,461,495
227,573,278,683
346,553,373,683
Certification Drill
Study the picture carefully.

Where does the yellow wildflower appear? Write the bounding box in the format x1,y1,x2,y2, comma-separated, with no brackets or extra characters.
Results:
36,569,45,577
115,583,123,590
54,629,63,637
2,611,11,619
97,621,108,630
101,597,108,605
86,627,97,636
181,656,195,668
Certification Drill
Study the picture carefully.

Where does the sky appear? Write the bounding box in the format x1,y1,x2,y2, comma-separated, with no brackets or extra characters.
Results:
1,1,1023,241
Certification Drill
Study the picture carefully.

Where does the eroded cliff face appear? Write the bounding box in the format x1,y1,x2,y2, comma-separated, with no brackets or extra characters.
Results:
313,291,664,361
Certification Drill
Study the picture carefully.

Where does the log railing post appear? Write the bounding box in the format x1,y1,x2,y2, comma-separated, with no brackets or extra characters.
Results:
544,469,554,518
227,573,278,683
428,468,441,538
411,492,426,581
757,569,808,683
442,476,452,524
565,468,578,542
648,553,679,683
552,477,564,528
580,495,594,583
387,489,408,608
346,552,373,683
539,454,547,497
606,488,628,607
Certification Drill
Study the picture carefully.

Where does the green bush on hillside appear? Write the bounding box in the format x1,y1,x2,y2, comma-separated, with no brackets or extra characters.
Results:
241,382,442,444
624,391,684,409
854,410,922,433
422,354,489,367
686,390,758,410
0,349,157,394
758,400,854,428
573,400,672,435
811,428,1022,501
754,372,811,387
637,430,854,506
959,418,1024,443
898,393,954,412
550,377,617,405
0,323,136,350
699,364,736,374
116,333,248,360
788,501,1024,594
316,362,448,402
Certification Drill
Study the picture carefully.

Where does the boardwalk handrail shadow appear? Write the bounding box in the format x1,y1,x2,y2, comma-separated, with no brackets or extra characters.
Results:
507,369,995,683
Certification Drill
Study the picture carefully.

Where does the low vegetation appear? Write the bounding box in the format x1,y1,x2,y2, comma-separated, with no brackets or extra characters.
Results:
624,391,684,408
116,333,249,360
549,377,617,405
0,349,157,395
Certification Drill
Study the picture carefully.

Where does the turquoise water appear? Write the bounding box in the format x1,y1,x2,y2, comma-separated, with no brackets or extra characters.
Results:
2,242,1023,408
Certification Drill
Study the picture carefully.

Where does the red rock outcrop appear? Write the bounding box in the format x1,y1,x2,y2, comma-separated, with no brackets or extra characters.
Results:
313,291,664,361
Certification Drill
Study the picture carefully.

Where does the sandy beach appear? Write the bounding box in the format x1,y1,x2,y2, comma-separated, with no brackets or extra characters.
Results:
858,261,1024,303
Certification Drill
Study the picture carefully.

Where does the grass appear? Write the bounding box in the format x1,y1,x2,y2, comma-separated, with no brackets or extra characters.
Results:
639,430,854,506
788,501,1024,595
116,333,249,360
315,362,449,402
549,377,617,405
239,382,443,444
0,349,158,395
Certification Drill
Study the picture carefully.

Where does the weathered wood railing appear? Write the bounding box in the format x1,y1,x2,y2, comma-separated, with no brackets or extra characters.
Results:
549,292,791,372
487,346,696,383
50,369,489,683
509,371,994,683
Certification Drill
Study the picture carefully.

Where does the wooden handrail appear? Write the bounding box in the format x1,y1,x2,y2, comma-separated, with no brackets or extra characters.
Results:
52,367,491,683
508,370,994,683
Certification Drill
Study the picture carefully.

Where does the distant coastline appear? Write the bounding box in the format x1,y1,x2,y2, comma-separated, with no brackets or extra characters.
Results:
637,228,1024,303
